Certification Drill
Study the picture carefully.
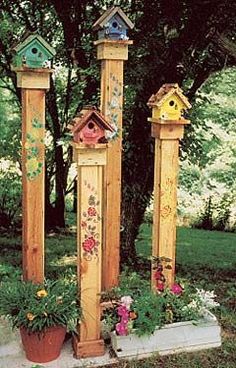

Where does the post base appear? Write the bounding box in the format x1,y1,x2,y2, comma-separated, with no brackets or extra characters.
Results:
73,336,105,358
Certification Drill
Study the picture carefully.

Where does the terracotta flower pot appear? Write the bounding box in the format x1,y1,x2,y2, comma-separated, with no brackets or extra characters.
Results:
20,325,66,363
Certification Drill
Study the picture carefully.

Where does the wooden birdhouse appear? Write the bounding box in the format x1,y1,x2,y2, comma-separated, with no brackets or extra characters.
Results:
93,6,134,41
69,107,114,145
12,33,56,68
147,84,191,121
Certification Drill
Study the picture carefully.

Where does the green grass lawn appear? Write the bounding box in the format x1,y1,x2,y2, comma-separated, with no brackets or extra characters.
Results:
0,225,236,367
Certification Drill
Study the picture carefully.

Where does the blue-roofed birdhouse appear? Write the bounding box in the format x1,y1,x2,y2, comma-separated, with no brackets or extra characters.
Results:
12,33,56,68
93,6,134,41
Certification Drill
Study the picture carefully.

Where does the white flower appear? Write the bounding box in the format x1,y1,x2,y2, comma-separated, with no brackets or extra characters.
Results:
121,296,133,310
196,289,220,310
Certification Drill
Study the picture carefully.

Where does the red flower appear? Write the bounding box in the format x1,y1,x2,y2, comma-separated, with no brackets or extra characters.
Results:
82,237,96,252
88,207,97,216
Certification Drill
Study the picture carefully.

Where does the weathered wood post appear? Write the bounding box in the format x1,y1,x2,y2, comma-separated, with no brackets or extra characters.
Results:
93,7,134,289
12,34,55,283
69,107,114,358
147,84,191,288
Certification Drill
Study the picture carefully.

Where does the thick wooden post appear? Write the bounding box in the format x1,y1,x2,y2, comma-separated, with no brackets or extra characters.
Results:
151,121,186,288
15,68,52,283
147,84,191,288
94,39,132,289
72,143,106,358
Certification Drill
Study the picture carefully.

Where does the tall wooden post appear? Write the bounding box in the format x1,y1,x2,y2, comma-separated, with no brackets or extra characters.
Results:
14,67,52,283
147,84,191,288
72,144,106,358
93,7,134,289
69,107,114,358
12,33,55,283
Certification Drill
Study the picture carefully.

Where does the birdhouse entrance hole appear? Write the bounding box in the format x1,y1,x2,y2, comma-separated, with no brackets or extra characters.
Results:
112,21,118,28
31,47,38,54
88,121,95,129
169,100,175,106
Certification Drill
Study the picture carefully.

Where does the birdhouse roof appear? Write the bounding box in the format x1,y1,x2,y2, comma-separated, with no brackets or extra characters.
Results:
93,6,134,30
147,84,191,109
12,33,56,57
68,107,114,134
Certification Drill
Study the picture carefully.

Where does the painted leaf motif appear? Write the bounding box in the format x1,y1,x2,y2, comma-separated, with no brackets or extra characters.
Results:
88,195,96,206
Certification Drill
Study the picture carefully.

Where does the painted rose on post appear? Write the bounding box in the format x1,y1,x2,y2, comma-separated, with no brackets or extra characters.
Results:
81,182,101,260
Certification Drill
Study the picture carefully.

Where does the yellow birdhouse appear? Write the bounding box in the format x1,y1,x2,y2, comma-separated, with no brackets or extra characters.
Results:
147,83,191,121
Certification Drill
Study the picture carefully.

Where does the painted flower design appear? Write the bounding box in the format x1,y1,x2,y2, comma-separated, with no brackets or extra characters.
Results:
161,205,172,218
87,207,97,216
81,183,101,260
82,237,96,253
26,157,40,173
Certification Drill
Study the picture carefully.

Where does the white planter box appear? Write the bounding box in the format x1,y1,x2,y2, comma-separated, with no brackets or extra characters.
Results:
110,311,221,358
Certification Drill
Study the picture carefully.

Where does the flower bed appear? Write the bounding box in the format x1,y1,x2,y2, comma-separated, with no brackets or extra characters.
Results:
101,266,221,358
110,310,221,358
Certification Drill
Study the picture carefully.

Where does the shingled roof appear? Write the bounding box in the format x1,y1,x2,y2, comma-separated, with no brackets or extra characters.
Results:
147,84,191,109
68,107,114,133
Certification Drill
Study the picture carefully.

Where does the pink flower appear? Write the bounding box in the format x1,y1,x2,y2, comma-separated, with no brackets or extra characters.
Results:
171,283,183,295
116,322,128,336
88,207,97,216
82,237,96,252
117,305,129,318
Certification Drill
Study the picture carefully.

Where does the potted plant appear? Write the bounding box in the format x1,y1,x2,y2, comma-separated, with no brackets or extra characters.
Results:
0,277,81,363
101,270,221,358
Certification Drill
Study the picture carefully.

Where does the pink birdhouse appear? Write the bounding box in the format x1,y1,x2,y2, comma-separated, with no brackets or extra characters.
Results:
68,106,114,144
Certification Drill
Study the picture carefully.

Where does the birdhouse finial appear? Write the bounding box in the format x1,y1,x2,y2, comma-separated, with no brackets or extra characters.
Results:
69,107,114,145
11,33,56,69
147,83,191,122
93,6,134,41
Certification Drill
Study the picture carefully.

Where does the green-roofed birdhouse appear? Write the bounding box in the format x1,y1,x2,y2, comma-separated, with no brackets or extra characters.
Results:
12,33,56,68
147,84,191,121
93,6,134,41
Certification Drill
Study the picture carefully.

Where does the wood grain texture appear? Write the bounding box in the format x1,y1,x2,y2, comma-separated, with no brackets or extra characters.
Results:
73,337,105,358
151,119,189,288
100,56,125,290
21,89,45,283
74,146,106,356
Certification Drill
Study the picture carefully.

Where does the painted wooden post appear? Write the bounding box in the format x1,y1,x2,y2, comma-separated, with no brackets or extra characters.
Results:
12,34,55,283
69,108,114,358
93,7,134,289
147,84,191,288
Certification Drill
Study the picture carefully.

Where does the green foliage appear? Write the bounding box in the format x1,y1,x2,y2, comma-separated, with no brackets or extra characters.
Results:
0,277,80,333
131,291,166,336
194,197,214,230
102,271,219,337
193,195,233,231
0,264,21,282
0,165,21,228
